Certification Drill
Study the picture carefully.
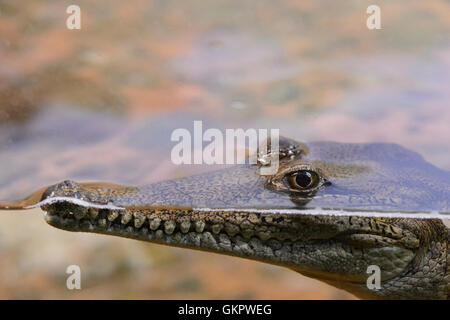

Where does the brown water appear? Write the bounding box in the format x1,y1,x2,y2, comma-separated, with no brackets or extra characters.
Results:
0,0,449,299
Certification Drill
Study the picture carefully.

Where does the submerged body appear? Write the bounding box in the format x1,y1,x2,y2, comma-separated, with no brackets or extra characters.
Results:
1,138,449,299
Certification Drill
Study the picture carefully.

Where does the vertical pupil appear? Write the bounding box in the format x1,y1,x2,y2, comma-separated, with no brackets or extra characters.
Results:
295,171,312,188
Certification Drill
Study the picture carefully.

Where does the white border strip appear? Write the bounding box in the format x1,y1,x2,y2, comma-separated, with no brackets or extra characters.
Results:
24,197,448,219
25,197,125,210
194,207,449,219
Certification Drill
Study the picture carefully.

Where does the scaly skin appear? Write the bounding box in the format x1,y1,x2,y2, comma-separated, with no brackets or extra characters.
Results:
1,137,449,299
42,202,448,299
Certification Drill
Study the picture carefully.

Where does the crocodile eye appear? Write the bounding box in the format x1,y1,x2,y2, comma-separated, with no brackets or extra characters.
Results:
287,170,320,190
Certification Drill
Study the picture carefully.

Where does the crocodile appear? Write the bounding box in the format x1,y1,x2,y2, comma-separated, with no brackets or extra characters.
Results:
1,137,449,299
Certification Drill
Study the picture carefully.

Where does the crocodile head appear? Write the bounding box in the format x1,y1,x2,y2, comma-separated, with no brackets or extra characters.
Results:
1,137,449,299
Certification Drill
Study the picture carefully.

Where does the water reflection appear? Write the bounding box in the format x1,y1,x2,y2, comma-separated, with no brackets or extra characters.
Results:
0,0,449,299
1,2,449,203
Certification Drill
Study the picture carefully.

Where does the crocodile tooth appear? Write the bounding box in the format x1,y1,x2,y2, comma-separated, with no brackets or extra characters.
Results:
164,220,176,235
257,231,271,241
241,229,254,239
218,234,232,251
240,220,254,230
74,207,87,220
180,221,191,233
188,232,201,246
224,223,240,237
134,214,146,228
98,219,107,228
211,224,223,234
121,212,132,225
209,216,224,224
149,218,161,230
235,241,253,255
264,216,273,223
194,221,205,233
126,226,134,233
107,210,119,221
155,229,164,239
248,213,261,224
80,220,93,230
141,228,149,237
201,232,217,248
170,232,182,243
88,208,99,219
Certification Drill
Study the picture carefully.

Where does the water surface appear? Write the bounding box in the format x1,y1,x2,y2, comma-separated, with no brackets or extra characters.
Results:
0,0,449,299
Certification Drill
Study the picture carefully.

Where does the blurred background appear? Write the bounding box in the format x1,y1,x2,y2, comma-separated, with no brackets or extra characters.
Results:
0,0,449,299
